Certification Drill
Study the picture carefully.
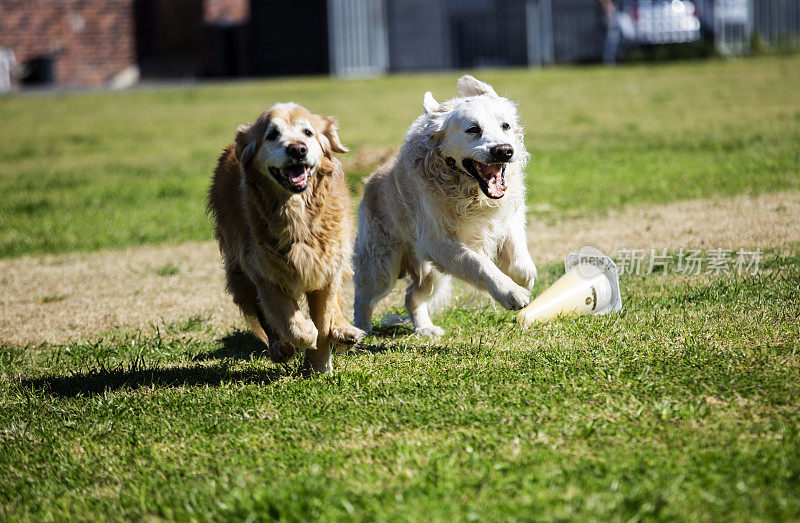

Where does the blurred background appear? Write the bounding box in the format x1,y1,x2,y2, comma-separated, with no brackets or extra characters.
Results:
0,0,798,90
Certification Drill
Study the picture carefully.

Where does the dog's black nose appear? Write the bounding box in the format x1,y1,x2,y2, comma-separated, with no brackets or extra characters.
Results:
490,144,514,162
286,142,307,160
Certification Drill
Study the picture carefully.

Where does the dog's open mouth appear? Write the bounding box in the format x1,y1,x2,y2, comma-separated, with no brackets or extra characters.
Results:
462,158,507,199
268,164,313,193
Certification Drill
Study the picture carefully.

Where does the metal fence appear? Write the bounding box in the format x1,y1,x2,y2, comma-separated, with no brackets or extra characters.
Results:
550,0,605,63
753,0,800,49
449,0,529,68
693,0,753,55
327,0,800,76
527,0,800,63
526,0,604,64
327,0,389,76
527,0,555,65
693,0,800,55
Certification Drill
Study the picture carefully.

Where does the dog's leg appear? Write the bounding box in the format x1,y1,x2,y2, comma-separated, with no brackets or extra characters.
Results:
405,267,450,338
420,237,531,311
249,275,318,354
305,284,340,374
497,215,537,290
354,271,398,332
331,282,366,349
353,241,401,333
225,264,296,363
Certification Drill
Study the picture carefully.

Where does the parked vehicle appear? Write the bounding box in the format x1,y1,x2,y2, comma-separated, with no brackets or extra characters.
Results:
622,0,702,44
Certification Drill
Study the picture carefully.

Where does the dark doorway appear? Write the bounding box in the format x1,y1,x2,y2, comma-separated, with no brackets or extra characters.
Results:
247,0,329,76
134,0,204,78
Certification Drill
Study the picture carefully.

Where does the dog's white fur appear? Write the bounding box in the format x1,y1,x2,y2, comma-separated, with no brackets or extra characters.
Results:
353,75,538,336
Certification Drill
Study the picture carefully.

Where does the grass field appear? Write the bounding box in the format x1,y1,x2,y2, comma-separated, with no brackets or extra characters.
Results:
1,56,800,257
2,55,800,520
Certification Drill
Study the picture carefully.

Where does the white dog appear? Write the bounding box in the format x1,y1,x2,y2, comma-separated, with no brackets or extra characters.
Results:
353,75,538,336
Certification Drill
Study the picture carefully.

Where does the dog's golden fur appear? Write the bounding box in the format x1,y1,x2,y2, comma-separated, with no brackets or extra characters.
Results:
208,103,364,373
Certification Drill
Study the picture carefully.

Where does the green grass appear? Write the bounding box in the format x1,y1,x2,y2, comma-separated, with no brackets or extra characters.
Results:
2,57,800,519
35,294,68,304
2,55,800,257
152,262,181,277
2,248,798,520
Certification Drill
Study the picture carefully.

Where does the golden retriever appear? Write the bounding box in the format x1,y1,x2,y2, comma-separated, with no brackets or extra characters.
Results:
208,103,364,373
353,76,538,337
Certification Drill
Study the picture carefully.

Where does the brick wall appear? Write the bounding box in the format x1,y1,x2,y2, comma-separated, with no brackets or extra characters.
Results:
0,0,252,87
0,0,136,87
203,0,248,24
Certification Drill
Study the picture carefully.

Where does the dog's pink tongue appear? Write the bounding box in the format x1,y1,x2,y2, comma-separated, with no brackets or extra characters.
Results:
287,165,310,187
479,163,506,197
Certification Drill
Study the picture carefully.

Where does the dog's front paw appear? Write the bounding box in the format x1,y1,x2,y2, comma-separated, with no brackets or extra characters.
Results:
415,325,445,338
332,323,366,348
491,279,531,311
513,261,538,290
290,321,318,352
268,341,296,364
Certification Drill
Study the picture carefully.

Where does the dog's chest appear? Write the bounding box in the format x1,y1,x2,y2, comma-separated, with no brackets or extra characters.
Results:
451,206,508,257
267,204,345,291
284,237,341,290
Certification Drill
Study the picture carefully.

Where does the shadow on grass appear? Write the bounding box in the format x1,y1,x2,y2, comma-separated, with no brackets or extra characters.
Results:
345,320,416,355
193,330,269,362
368,322,414,338
197,323,421,361
22,361,290,398
23,330,288,399
349,343,396,355
348,341,455,360
347,319,459,357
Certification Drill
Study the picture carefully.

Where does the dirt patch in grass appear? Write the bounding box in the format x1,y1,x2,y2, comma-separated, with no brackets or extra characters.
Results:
0,242,240,346
527,190,800,263
2,191,798,346
341,145,397,173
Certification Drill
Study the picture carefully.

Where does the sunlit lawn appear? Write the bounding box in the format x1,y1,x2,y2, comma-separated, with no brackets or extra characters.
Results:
1,55,799,256
1,55,799,520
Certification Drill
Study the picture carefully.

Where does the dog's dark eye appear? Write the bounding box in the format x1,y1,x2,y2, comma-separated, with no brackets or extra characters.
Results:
466,125,481,135
266,129,279,141
501,122,510,131
303,128,313,137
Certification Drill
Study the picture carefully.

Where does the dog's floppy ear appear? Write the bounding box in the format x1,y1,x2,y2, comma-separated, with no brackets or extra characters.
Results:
234,123,256,168
457,75,499,99
315,115,348,155
422,92,447,141
423,91,441,114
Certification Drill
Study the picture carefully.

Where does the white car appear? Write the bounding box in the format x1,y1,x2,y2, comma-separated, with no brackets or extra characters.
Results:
623,0,702,44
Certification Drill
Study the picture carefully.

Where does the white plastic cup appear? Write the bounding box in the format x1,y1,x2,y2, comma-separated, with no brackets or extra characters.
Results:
517,249,622,325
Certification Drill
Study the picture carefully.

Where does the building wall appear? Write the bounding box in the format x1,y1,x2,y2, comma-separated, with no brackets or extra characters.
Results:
385,0,529,72
386,0,451,71
449,0,529,68
204,0,248,23
550,0,604,63
0,0,136,87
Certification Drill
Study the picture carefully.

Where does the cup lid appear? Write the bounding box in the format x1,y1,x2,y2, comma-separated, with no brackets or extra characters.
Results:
564,248,623,315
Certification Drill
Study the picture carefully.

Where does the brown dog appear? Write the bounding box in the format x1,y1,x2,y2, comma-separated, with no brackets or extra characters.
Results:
207,103,364,373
